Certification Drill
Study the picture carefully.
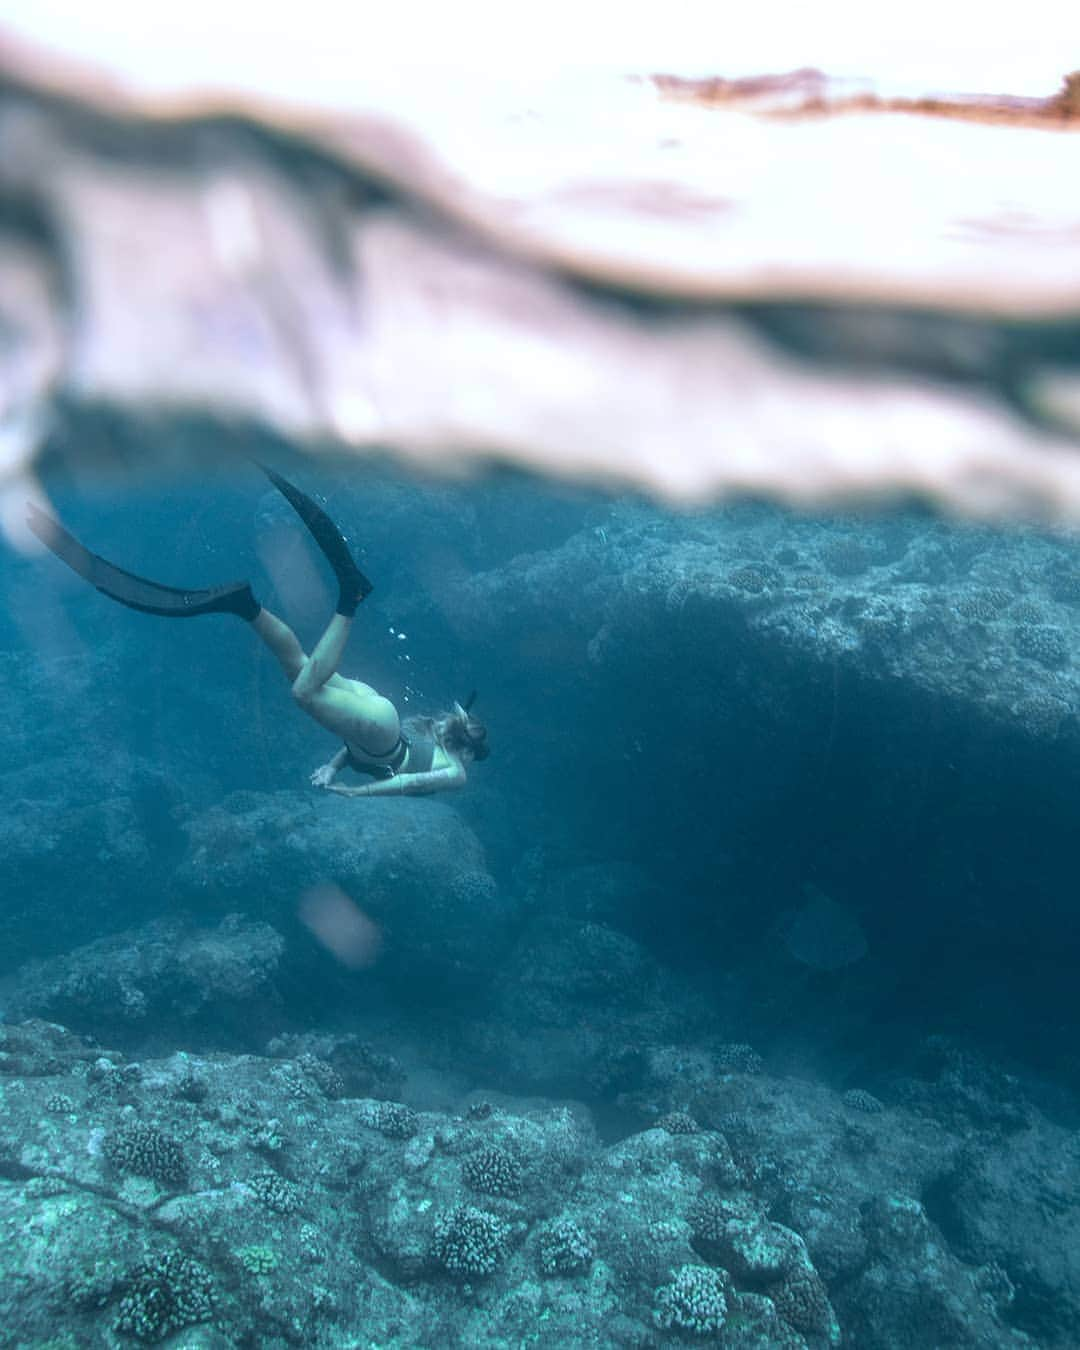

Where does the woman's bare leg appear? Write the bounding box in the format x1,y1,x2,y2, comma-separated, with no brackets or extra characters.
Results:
251,608,307,682
291,613,353,705
253,605,397,752
252,607,355,705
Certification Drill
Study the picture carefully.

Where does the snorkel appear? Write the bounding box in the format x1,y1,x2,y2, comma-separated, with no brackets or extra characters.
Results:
453,692,489,760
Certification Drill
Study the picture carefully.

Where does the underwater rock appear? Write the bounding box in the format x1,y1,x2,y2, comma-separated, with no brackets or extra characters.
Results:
494,915,658,1024
0,648,191,968
0,791,161,973
0,1017,109,1076
0,913,286,1046
470,913,712,1098
264,1030,405,1101
174,789,508,992
0,1021,1059,1346
930,1122,1080,1346
444,505,1080,749
836,1191,1032,1348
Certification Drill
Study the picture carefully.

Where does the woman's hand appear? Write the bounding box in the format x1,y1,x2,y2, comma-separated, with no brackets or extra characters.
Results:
310,762,338,788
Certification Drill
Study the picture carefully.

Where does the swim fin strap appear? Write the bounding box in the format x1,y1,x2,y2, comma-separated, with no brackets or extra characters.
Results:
26,504,261,621
260,465,373,616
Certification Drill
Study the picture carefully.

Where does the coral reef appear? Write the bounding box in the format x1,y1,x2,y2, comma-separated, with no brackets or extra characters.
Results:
113,1252,214,1343
538,1217,595,1275
842,1088,885,1114
653,1264,731,1335
0,1016,1057,1345
462,1145,523,1197
103,1121,187,1186
360,1100,420,1140
432,1205,509,1277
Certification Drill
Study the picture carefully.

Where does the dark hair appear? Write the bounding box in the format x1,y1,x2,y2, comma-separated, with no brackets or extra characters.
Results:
438,707,489,760
408,707,489,761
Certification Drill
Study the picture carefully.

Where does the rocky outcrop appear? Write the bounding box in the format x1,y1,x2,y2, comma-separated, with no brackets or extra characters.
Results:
174,789,509,993
0,1016,1052,1347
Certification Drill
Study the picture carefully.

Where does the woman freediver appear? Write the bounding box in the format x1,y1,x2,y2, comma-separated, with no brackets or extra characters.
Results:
26,467,488,798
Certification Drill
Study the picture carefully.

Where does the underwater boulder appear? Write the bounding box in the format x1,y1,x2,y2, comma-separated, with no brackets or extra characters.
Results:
172,789,508,993
0,914,287,1047
0,791,166,973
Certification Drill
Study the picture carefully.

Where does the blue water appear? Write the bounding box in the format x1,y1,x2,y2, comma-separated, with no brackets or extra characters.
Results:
3,456,1079,1346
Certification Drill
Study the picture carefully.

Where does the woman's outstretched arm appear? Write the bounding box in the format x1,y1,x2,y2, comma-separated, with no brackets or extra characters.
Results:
320,762,466,798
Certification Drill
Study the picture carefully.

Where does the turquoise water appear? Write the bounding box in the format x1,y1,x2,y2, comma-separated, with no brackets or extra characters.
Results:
2,454,1078,1346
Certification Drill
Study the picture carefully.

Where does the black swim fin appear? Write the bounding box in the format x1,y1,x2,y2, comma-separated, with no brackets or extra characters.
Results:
260,465,373,615
26,504,261,621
